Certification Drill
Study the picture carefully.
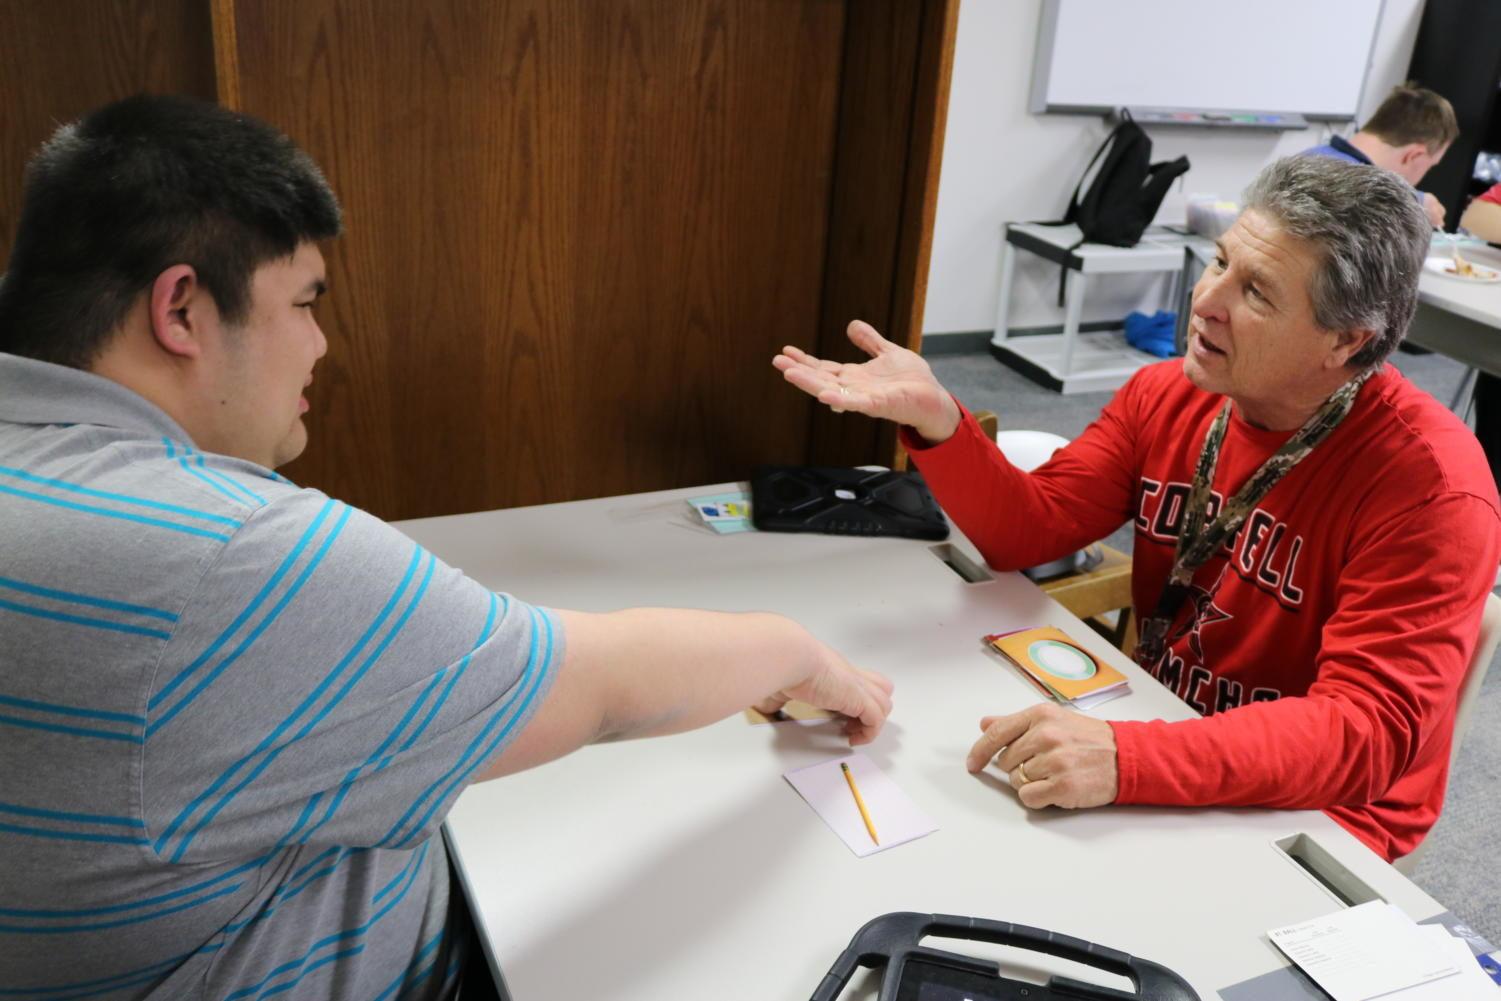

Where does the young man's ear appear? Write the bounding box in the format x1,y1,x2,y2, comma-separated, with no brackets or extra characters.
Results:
148,265,207,358
1398,143,1429,171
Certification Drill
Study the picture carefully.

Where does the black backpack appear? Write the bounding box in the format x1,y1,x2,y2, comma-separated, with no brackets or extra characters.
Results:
1049,111,1191,303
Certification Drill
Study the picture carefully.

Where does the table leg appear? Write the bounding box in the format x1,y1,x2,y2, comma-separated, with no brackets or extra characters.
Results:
1474,372,1501,491
992,239,1017,348
1175,248,1206,355
1449,366,1477,416
1059,267,1086,376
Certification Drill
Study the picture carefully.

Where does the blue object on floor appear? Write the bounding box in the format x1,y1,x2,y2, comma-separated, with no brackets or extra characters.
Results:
1124,309,1178,358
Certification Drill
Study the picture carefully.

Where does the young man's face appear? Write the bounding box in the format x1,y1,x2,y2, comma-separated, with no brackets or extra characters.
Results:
208,243,328,468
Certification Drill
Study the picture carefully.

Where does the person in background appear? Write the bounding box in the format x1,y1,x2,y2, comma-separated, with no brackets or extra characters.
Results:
1303,82,1458,228
775,156,1499,867
1459,182,1501,242
0,95,892,1000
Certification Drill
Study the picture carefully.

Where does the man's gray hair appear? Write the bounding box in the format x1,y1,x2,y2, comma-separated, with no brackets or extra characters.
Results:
1242,156,1431,369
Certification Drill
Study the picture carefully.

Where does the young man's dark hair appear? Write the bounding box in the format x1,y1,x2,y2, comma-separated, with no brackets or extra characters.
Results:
1361,82,1459,152
0,93,341,369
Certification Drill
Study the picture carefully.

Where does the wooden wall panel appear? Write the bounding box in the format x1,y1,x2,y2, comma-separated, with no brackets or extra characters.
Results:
230,0,851,519
0,0,216,270
888,0,960,376
809,0,958,468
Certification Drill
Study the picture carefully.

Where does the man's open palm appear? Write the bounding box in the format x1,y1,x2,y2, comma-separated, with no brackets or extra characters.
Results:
773,320,962,445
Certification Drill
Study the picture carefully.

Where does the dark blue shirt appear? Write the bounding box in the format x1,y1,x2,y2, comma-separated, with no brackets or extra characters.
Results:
1301,135,1425,206
1301,134,1374,166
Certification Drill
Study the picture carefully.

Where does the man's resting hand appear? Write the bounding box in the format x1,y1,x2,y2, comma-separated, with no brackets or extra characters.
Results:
966,703,1119,809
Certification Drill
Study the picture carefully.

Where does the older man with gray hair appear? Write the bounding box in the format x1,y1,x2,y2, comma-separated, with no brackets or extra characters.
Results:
774,155,1500,864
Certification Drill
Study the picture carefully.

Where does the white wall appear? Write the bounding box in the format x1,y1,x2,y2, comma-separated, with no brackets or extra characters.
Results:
922,0,1427,337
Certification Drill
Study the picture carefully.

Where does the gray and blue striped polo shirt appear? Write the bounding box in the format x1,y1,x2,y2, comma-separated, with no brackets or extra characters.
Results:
0,353,562,999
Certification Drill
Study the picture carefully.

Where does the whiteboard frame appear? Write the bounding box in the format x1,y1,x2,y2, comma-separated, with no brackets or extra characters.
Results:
1027,0,1386,123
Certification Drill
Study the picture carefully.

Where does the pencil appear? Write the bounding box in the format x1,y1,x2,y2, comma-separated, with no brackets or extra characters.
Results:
841,761,879,846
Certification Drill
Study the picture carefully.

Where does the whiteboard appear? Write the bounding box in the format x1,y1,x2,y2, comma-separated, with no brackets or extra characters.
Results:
1029,0,1385,120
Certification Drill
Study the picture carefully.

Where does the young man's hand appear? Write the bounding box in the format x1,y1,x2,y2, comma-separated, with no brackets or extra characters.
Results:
1422,192,1446,229
773,319,963,446
753,633,894,745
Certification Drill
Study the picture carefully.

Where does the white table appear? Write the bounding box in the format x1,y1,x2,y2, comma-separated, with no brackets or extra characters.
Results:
1409,241,1501,379
992,223,1211,395
395,486,1456,1001
1408,241,1501,492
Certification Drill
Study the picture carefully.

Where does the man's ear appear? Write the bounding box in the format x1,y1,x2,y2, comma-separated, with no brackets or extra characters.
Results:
148,265,208,358
1330,327,1377,369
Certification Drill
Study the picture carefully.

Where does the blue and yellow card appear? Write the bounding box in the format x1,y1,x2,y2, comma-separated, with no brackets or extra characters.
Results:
687,491,754,534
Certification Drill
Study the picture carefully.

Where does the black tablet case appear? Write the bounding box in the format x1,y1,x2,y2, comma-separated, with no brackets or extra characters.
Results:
750,466,949,541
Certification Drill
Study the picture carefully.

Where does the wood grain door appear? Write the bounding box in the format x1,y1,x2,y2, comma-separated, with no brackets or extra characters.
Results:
0,1,217,270
0,0,955,521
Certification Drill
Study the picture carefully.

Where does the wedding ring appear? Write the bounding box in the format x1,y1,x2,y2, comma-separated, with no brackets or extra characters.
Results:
839,385,850,398
1016,760,1031,785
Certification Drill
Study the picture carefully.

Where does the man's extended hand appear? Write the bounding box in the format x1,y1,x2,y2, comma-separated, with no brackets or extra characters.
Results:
1422,192,1446,229
773,319,963,446
965,703,1119,809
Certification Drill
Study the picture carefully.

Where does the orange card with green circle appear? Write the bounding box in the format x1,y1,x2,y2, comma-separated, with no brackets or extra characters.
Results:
985,626,1127,703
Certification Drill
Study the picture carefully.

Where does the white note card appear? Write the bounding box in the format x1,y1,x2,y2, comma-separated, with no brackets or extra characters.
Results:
1396,926,1501,1000
783,752,938,858
1267,901,1461,1001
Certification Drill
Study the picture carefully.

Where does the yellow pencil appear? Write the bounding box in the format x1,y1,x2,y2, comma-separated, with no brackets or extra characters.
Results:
841,761,879,846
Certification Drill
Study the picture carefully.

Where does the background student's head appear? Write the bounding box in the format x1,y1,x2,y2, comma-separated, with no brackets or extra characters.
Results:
1359,83,1458,185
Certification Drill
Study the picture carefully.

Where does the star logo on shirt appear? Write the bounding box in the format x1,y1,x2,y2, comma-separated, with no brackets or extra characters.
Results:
1167,565,1235,662
1186,586,1234,661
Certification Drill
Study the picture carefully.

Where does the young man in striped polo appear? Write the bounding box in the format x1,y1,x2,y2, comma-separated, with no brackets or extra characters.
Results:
0,95,892,1000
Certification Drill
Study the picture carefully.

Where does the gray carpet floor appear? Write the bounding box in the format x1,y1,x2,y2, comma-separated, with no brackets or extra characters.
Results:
928,343,1501,944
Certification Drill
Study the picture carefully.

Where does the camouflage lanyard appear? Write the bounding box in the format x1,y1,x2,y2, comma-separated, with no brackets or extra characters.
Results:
1134,372,1372,670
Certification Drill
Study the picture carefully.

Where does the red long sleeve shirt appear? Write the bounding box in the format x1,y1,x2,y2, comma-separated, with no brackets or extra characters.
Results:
905,360,1500,860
